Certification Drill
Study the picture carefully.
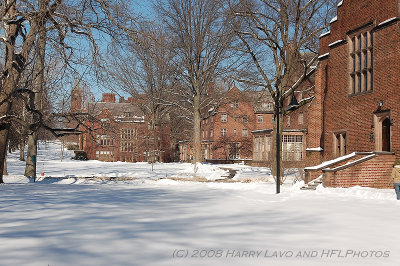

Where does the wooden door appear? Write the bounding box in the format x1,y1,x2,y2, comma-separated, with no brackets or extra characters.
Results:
382,118,391,152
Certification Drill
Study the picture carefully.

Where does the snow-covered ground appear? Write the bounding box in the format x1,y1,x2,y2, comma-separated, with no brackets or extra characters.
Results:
1,141,399,266
5,141,275,183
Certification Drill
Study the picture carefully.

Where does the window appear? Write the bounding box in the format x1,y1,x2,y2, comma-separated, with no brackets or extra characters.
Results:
221,128,227,137
287,115,291,127
257,115,263,123
254,135,272,161
202,144,209,159
298,112,304,125
282,135,303,161
233,129,237,136
242,129,248,137
221,114,227,123
334,132,347,157
97,150,114,159
230,100,239,108
242,115,248,123
262,102,273,110
228,143,240,159
120,141,134,152
97,135,114,146
350,30,373,94
120,129,135,140
210,129,213,138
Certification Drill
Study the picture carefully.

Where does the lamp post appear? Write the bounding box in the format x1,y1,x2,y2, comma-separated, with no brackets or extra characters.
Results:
275,94,281,194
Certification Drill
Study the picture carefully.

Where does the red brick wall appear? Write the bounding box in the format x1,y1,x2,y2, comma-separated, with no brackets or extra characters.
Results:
313,0,400,163
325,153,395,188
80,109,172,162
202,87,258,159
320,0,398,55
101,93,116,103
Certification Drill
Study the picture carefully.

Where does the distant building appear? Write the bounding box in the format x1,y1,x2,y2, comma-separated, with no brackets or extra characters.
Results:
73,92,172,162
178,86,273,162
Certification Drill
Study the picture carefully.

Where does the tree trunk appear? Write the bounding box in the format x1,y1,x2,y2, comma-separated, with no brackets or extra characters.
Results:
19,139,25,161
193,93,202,164
24,17,46,177
61,140,64,161
0,102,12,184
3,145,8,176
0,0,40,183
25,132,38,177
3,159,7,176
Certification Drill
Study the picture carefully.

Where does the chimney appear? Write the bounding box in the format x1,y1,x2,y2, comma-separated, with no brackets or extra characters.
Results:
119,96,125,103
102,93,116,103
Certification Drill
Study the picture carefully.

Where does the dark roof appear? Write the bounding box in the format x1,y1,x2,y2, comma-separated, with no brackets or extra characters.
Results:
87,102,145,122
243,90,274,113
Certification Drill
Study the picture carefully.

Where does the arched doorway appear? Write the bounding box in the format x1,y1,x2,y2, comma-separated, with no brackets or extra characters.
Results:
382,118,391,152
373,111,391,152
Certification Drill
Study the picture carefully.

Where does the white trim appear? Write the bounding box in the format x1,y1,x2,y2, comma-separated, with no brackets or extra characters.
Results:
318,52,330,59
319,30,331,38
325,154,376,171
304,152,357,170
378,17,398,27
306,147,323,152
330,16,338,23
328,39,345,47
337,0,343,7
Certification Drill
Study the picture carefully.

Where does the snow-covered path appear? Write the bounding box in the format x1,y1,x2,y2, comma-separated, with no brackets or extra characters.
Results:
1,180,399,266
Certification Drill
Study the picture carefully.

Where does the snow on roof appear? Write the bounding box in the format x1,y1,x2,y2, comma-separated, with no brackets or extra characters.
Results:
318,52,329,60
378,17,398,27
319,30,331,38
328,39,345,47
306,147,323,152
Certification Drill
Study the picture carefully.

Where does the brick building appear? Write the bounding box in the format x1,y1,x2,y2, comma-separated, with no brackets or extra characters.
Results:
304,0,400,188
179,86,273,162
200,86,273,161
76,93,172,162
252,85,313,167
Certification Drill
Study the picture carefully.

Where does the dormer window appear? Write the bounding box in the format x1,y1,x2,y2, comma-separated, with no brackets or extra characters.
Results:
230,100,239,108
221,114,227,123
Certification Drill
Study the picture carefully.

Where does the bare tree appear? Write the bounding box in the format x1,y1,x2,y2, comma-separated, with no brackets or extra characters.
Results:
24,11,46,178
105,23,174,163
230,0,336,190
157,0,238,164
0,0,143,183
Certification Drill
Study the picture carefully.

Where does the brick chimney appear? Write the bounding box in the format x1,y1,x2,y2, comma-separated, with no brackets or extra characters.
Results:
70,81,82,112
102,93,116,103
